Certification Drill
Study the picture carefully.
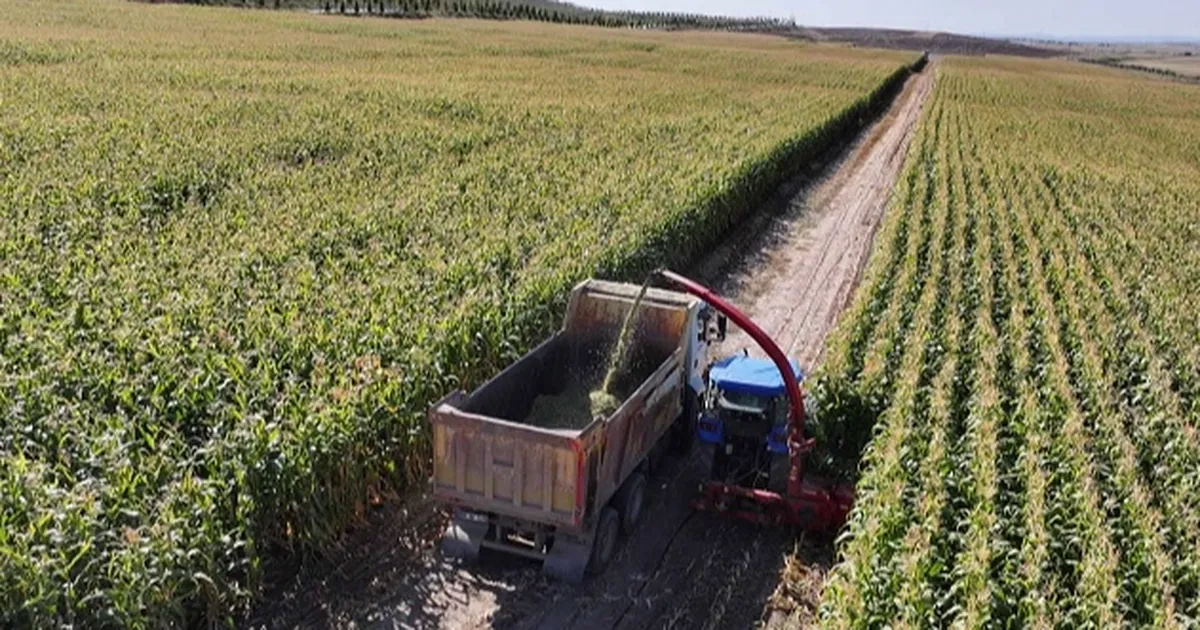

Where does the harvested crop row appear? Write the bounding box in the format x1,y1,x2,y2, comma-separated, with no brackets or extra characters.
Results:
817,57,1200,627
0,1,921,627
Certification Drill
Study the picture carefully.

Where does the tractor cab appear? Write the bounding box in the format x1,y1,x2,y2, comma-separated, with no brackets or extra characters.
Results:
699,355,804,493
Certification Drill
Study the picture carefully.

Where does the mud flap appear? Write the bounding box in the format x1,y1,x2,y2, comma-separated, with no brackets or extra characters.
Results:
542,537,591,584
441,510,489,562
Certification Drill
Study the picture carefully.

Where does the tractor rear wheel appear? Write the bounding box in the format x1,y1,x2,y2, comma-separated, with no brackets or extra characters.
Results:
614,472,647,535
587,507,621,575
672,389,699,454
711,444,728,482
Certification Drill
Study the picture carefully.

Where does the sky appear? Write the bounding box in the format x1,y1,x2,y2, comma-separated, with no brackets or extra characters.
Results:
579,0,1200,40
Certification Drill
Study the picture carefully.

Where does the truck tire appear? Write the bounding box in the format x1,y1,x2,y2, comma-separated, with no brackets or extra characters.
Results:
441,511,489,562
587,507,621,575
614,472,647,535
543,537,591,584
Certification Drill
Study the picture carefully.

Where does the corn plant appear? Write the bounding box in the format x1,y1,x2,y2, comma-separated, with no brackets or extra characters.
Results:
0,1,921,627
817,56,1200,628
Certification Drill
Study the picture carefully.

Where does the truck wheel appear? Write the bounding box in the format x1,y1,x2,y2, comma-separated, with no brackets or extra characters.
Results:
442,511,489,562
543,537,591,584
614,472,647,535
587,507,621,575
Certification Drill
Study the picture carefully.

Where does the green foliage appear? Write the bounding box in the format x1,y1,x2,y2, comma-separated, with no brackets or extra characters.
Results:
0,1,915,627
147,0,802,33
817,57,1200,628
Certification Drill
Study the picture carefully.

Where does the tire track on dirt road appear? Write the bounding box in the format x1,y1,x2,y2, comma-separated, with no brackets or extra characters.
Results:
245,60,934,630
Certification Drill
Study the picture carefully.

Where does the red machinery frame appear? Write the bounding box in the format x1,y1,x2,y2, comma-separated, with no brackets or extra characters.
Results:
657,269,853,532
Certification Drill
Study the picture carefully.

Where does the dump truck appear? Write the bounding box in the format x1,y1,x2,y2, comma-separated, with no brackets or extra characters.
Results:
430,279,722,582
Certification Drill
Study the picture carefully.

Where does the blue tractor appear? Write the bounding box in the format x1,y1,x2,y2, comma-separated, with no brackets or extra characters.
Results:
698,355,805,494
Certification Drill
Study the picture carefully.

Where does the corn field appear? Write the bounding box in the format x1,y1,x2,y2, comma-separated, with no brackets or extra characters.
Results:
0,1,918,626
816,57,1200,627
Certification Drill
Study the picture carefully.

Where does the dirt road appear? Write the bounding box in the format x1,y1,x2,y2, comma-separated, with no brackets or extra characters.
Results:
710,62,934,369
246,63,934,630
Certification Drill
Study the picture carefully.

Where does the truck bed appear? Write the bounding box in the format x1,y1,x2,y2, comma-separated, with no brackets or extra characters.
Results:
430,280,695,535
465,335,668,431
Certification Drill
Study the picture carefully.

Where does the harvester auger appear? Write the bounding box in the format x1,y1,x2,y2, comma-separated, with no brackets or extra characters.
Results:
655,269,854,533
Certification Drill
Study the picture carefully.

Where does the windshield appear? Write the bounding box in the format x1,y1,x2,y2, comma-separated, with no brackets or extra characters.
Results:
718,389,767,411
717,389,786,425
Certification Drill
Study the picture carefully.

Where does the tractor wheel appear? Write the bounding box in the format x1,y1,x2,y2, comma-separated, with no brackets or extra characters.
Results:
614,472,647,535
587,507,621,575
768,453,789,494
711,444,728,482
672,389,699,454
646,435,669,475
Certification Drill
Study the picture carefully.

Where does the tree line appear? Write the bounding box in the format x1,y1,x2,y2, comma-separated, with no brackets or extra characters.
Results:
139,0,799,34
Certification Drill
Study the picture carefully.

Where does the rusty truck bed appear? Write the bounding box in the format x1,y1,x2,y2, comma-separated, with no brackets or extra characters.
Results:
430,280,694,536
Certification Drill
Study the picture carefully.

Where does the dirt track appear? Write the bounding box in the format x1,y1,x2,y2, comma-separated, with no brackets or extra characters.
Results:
711,63,934,369
246,63,934,630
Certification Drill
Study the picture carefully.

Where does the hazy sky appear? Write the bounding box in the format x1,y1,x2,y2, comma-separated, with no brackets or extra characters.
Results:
580,0,1200,39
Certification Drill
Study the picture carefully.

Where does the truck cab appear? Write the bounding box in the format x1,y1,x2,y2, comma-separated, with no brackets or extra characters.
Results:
698,355,804,493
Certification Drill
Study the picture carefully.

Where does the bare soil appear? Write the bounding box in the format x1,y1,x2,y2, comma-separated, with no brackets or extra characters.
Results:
711,65,935,370
1121,56,1200,77
244,63,934,630
800,28,1056,57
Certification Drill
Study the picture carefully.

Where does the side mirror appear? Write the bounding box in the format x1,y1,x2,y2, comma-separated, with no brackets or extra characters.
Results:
699,308,727,343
